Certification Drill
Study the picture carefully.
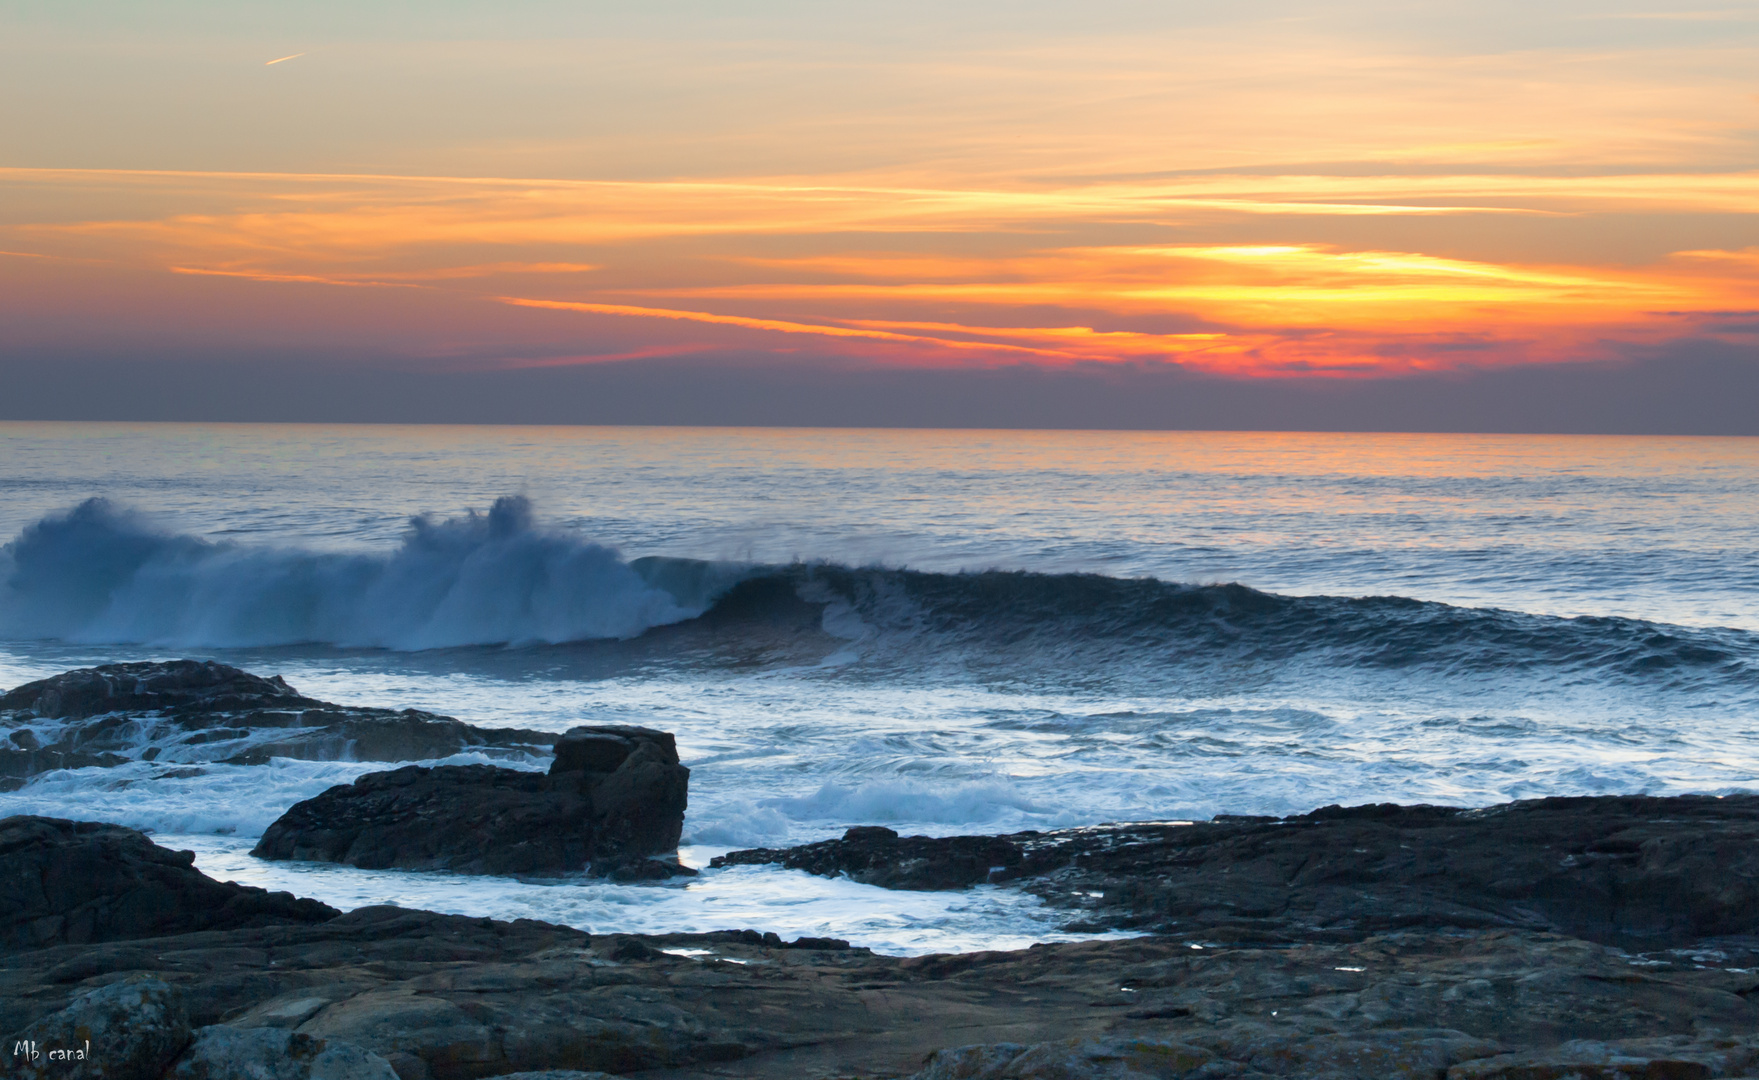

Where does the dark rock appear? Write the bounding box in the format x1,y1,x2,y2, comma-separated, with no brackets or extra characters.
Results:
714,794,1759,949
550,726,663,774
711,824,1026,889
252,726,689,876
4,914,1757,1080
1,660,310,719
1448,1038,1759,1079
597,935,658,963
7,976,192,1080
169,1025,399,1080
0,816,338,952
0,661,556,781
908,1030,1508,1080
550,724,688,859
587,854,698,881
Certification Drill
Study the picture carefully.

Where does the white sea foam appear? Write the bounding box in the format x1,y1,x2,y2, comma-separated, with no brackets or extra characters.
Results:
0,496,702,649
681,779,1078,847
178,835,1127,956
5,425,1759,953
4,751,541,837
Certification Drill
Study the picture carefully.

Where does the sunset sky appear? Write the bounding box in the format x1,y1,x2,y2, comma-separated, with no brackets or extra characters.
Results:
3,0,1756,429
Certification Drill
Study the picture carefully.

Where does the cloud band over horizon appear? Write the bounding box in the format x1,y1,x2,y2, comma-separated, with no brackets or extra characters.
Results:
1,0,1754,428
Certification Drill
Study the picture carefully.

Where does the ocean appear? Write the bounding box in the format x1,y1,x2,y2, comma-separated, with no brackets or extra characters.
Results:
3,421,1757,954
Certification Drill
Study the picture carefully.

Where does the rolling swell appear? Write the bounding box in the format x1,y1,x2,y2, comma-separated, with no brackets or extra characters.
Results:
695,564,1758,687
2,496,1753,691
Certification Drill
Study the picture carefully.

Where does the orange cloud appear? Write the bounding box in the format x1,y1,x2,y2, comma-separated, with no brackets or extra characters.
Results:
3,167,1755,379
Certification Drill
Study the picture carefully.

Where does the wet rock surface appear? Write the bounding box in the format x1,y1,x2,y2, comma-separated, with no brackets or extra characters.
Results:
715,795,1759,948
713,825,1028,890
7,807,1759,1078
0,661,556,783
3,902,1758,1079
252,725,690,876
0,816,338,952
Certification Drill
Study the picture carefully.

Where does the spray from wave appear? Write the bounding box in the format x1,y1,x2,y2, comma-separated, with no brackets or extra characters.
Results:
4,498,1757,691
0,496,710,649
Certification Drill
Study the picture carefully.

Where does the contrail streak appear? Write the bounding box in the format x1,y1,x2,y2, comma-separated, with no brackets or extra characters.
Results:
264,53,306,66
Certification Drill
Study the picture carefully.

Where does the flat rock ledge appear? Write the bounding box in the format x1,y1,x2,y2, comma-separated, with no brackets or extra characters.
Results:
0,661,557,786
7,975,404,1080
252,726,690,877
713,794,1759,949
4,904,1758,1079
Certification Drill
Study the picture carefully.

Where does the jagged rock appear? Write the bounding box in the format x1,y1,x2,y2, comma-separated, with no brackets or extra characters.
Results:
0,660,556,781
0,816,338,952
7,976,191,1080
169,1025,400,1080
716,795,1759,948
251,725,689,876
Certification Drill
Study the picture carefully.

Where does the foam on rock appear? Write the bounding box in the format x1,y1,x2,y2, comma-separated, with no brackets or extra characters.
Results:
0,661,558,785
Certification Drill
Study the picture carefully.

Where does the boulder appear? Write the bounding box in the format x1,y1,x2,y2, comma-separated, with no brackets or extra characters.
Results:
0,661,557,782
252,725,689,877
169,1025,400,1080
0,816,338,952
551,725,688,862
7,976,191,1080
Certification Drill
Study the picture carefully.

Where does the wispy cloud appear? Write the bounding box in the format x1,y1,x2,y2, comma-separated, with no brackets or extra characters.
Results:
5,161,1755,379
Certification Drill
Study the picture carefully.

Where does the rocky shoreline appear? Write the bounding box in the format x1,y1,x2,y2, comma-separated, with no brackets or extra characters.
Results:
714,795,1759,949
5,801,1759,1079
4,662,1759,1078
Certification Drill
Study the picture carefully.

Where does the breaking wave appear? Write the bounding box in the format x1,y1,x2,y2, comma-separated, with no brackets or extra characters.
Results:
3,498,1756,692
0,497,709,649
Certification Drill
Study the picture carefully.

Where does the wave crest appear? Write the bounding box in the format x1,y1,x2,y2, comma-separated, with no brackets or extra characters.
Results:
0,497,699,649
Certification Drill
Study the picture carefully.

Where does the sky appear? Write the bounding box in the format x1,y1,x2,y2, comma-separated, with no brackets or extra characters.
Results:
2,0,1756,430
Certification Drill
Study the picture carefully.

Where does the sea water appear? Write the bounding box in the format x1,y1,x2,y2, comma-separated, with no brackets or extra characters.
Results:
2,422,1757,954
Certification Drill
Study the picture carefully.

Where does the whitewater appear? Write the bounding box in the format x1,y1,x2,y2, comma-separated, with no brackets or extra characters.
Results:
3,422,1758,954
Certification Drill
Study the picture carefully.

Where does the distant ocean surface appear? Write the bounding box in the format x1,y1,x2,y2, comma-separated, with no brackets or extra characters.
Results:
3,421,1758,953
